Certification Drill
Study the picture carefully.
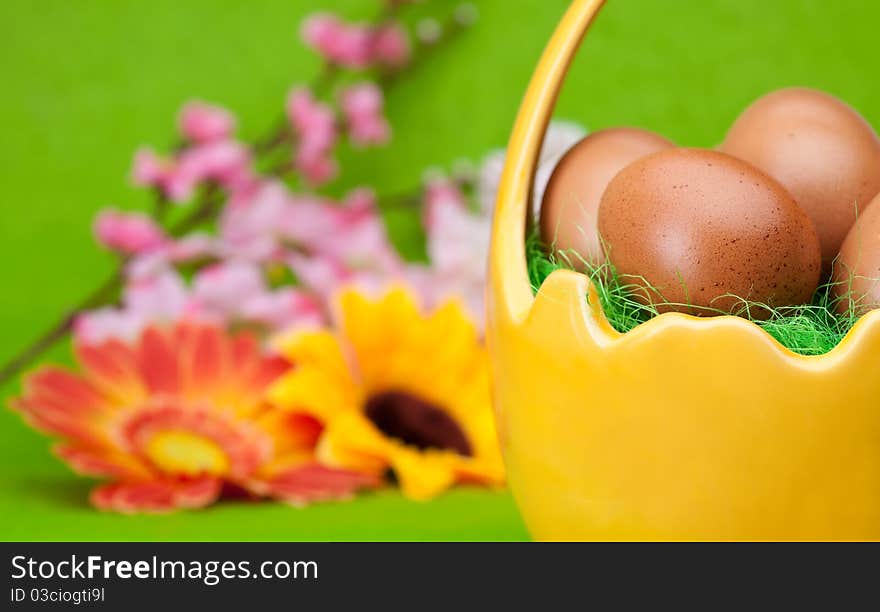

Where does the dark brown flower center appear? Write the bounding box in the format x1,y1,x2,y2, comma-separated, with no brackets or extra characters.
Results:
365,391,472,456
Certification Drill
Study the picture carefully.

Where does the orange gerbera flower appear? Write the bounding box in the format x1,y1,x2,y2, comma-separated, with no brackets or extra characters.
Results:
12,322,377,513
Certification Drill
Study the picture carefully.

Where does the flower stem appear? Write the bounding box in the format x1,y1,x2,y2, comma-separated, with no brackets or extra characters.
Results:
0,186,235,387
0,272,123,385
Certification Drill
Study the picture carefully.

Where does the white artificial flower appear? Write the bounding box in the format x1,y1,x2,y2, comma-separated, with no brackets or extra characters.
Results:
476,119,587,218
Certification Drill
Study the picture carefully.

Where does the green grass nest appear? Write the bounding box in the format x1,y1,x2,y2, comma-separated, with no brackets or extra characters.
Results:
526,232,865,356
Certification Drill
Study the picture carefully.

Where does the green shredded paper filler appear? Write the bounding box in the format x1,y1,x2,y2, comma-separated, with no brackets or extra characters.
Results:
526,232,865,356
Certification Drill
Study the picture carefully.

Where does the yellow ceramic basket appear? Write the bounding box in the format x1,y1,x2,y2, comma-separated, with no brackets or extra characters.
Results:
488,0,880,541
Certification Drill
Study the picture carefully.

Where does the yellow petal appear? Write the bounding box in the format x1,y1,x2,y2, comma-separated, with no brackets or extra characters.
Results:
274,330,348,376
267,366,358,422
317,412,392,475
338,287,422,387
453,455,506,487
387,447,458,501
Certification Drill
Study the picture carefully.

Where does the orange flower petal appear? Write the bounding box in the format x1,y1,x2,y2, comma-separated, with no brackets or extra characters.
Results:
251,464,379,506
13,397,107,446
91,477,221,513
75,340,144,403
185,325,228,394
230,332,260,377
257,411,323,455
248,355,291,394
171,321,199,352
55,444,152,480
137,327,180,394
24,367,108,414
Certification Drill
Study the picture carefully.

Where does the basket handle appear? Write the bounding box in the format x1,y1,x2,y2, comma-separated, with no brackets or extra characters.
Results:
488,0,606,325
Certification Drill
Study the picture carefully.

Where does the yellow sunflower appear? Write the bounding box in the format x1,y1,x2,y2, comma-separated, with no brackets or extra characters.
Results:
268,287,504,500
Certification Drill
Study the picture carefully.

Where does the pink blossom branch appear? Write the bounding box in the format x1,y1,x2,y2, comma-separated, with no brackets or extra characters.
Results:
0,175,438,387
0,2,478,387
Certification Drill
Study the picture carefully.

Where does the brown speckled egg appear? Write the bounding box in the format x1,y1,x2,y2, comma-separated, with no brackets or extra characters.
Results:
597,148,822,315
721,88,880,268
832,192,880,314
540,127,673,267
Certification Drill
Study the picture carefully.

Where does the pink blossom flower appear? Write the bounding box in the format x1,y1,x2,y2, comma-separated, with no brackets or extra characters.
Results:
94,209,166,255
301,14,410,70
340,83,390,147
124,234,220,281
294,153,338,186
218,181,353,261
76,257,324,345
162,169,197,203
238,289,324,331
190,260,324,332
131,148,174,189
132,140,253,203
286,88,338,185
190,261,267,319
283,254,347,299
219,181,292,260
407,173,494,329
178,101,236,143
309,189,400,269
218,181,381,263
125,252,170,282
426,198,490,282
301,13,338,48
164,233,219,262
286,253,397,302
423,176,468,230
125,271,191,322
74,270,189,345
241,187,385,261
286,87,337,153
273,195,339,249
165,140,254,202
301,13,374,69
372,23,410,67
419,194,491,328
282,189,405,299
339,186,375,217
73,309,144,347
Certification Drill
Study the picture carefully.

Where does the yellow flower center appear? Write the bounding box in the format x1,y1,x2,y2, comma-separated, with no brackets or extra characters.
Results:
144,430,230,476
365,391,472,456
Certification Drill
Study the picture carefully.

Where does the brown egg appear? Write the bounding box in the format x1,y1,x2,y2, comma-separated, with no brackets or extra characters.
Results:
832,192,880,314
540,127,673,267
597,148,821,316
720,87,880,268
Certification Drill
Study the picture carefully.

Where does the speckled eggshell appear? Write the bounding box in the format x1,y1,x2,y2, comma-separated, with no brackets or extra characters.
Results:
832,191,880,314
540,127,673,267
597,148,822,315
721,87,880,268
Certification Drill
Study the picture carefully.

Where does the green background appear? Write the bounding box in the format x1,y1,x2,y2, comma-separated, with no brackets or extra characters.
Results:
2,0,879,541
